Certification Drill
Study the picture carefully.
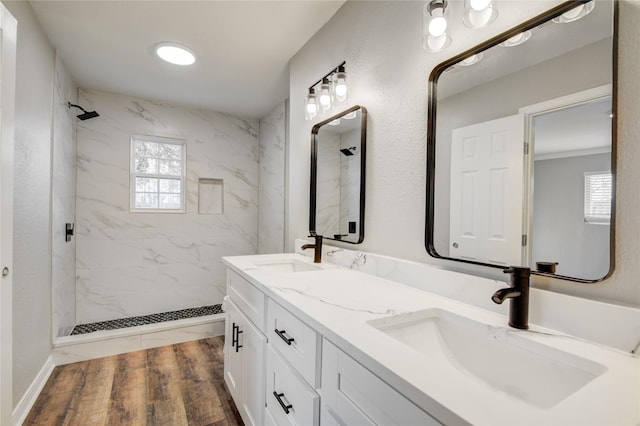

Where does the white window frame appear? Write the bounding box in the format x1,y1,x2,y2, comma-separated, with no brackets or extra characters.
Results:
130,135,186,213
584,171,612,225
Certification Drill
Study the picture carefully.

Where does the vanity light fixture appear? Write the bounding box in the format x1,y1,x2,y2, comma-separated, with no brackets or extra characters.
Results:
155,42,196,66
304,61,351,121
552,1,594,23
500,30,532,47
423,0,498,52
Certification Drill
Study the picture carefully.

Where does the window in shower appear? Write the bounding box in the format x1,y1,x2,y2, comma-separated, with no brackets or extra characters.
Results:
130,135,186,212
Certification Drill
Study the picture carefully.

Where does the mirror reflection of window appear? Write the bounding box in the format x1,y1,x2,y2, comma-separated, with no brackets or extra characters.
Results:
584,172,612,225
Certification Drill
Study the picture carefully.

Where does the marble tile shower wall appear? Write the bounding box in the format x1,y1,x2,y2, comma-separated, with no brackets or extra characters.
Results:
317,132,341,234
75,89,259,324
339,129,360,236
51,55,77,337
258,102,285,254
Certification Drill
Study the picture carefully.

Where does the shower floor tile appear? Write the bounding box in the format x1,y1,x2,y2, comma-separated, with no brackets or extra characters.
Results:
71,304,224,335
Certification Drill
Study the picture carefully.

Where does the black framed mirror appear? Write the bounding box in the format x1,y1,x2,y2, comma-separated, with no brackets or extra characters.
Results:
310,105,367,244
426,0,617,282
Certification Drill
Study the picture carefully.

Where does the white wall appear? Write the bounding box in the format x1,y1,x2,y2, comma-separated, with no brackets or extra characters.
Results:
4,0,55,409
258,102,286,254
288,1,640,307
532,153,610,279
51,55,78,337
75,89,259,324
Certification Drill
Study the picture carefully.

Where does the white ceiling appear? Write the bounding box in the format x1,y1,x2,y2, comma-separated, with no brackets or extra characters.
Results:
29,1,346,119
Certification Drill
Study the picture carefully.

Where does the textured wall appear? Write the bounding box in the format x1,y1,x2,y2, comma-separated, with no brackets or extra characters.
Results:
288,0,640,307
258,102,286,254
5,0,55,409
51,55,78,337
76,89,259,323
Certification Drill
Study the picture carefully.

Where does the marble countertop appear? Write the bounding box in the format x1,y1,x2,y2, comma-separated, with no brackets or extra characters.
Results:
223,253,640,425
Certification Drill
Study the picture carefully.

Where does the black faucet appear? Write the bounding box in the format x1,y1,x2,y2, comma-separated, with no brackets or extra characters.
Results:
301,235,323,263
491,266,530,330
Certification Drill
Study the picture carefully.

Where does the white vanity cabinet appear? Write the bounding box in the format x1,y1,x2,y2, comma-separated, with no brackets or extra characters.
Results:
224,271,267,426
224,265,439,426
321,339,440,426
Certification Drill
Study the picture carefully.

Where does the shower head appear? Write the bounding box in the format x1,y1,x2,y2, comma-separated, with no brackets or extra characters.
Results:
68,102,100,120
340,146,357,156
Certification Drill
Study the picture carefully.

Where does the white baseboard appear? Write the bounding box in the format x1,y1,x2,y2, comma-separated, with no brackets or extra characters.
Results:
52,314,225,365
12,356,55,426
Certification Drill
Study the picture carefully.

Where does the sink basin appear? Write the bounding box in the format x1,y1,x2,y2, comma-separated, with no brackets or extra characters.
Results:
367,308,606,408
254,259,320,273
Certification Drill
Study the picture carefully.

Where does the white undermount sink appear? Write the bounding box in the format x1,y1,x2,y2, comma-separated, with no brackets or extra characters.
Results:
254,258,320,273
367,308,607,409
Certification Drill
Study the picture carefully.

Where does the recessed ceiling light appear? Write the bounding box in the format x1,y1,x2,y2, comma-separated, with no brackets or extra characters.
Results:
155,42,196,66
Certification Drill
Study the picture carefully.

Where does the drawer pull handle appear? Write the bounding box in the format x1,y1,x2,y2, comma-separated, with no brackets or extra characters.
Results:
235,328,243,352
273,391,293,414
274,328,295,345
231,322,238,348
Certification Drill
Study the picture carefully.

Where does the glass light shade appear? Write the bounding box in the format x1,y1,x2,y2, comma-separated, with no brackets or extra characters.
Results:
500,30,532,47
319,79,333,112
333,71,350,103
458,53,484,67
463,0,498,29
155,42,196,66
305,89,319,121
329,118,341,126
424,1,452,52
553,2,594,23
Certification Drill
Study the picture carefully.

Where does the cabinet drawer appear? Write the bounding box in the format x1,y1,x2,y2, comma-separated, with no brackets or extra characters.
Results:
266,345,319,426
227,269,266,330
267,298,320,387
321,339,439,426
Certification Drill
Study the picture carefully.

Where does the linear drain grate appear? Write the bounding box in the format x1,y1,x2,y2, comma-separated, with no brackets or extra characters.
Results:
70,304,223,335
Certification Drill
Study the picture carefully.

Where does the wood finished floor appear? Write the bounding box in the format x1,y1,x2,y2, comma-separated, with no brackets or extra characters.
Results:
24,336,243,426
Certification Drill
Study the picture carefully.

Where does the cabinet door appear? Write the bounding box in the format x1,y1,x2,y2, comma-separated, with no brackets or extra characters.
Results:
224,300,244,403
321,339,439,426
224,299,266,426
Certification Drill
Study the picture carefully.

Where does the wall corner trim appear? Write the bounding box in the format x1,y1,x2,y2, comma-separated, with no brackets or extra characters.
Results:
12,356,55,426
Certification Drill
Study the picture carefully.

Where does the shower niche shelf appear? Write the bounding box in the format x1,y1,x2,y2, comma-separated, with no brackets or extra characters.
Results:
199,178,224,214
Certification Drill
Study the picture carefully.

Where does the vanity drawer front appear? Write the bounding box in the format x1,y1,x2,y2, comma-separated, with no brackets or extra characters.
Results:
321,339,439,426
266,344,319,426
227,269,266,330
267,298,320,387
